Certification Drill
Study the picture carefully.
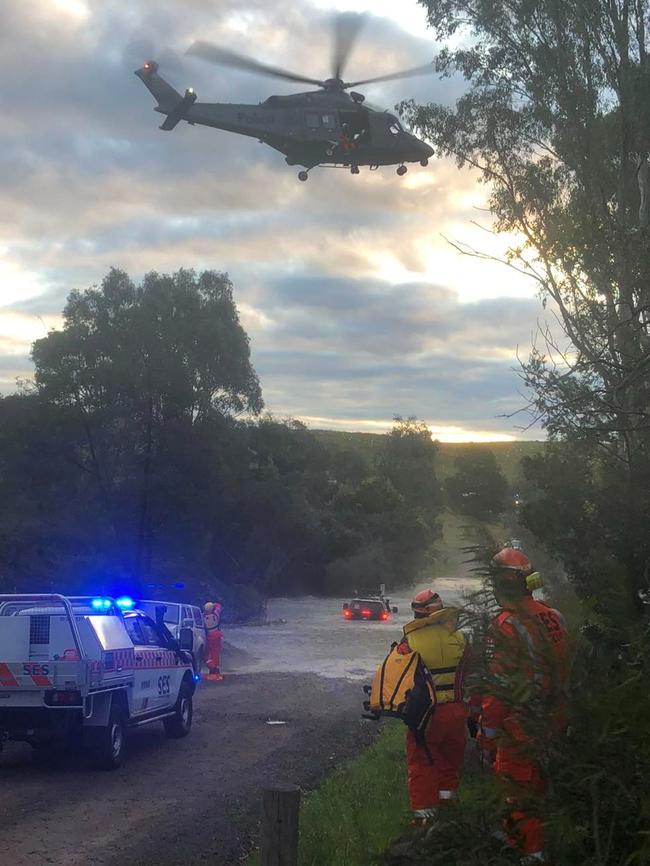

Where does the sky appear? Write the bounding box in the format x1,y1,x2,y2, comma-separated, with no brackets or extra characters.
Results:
0,0,552,442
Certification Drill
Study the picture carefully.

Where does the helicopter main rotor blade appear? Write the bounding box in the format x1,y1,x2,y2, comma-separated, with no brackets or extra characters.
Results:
345,62,435,89
187,41,325,87
332,12,365,82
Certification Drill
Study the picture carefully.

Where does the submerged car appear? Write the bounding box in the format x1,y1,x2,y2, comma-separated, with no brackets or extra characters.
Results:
342,597,398,621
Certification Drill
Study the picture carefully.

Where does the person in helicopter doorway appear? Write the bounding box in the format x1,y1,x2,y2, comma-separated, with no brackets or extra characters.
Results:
338,122,360,174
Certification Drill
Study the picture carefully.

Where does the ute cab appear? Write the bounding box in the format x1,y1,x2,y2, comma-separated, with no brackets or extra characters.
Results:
0,594,197,769
137,600,207,674
342,595,398,622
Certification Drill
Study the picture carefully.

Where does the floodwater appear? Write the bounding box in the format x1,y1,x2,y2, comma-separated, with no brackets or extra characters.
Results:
222,573,482,681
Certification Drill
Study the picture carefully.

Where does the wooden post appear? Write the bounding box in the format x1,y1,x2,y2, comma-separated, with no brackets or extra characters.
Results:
260,784,300,866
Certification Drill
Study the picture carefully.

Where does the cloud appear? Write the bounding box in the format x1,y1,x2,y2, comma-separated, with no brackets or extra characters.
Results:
0,0,546,439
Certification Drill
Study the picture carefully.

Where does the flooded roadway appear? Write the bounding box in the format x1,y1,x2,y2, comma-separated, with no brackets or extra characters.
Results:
222,574,482,681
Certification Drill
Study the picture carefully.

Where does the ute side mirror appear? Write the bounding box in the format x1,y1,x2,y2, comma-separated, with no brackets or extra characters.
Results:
179,627,194,652
392,606,398,614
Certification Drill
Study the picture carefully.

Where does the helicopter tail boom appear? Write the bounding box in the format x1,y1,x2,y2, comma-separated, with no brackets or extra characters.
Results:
135,61,199,130
134,62,182,107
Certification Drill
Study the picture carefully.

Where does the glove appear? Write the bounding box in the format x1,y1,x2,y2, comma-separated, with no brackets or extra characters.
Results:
467,717,478,739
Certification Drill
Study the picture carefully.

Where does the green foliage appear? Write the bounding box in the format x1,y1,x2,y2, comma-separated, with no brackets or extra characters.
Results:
521,444,649,624
406,0,650,456
396,6,650,860
541,625,650,865
32,267,263,419
0,272,444,605
445,449,508,517
379,770,519,865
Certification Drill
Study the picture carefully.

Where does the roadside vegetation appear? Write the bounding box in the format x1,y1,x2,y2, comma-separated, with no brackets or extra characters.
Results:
384,0,650,863
0,270,444,609
244,721,409,866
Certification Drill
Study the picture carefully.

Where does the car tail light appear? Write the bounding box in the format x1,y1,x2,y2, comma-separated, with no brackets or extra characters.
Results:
380,611,389,620
343,609,352,619
44,690,82,707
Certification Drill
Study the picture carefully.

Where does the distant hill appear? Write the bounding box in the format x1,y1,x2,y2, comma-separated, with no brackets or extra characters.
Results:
312,429,543,487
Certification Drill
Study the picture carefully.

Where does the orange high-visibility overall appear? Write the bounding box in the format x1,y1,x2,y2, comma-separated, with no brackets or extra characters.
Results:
204,603,223,679
480,596,569,856
402,608,469,812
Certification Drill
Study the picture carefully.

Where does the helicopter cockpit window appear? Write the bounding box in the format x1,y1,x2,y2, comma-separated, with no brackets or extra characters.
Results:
389,120,403,135
321,113,337,130
305,112,320,129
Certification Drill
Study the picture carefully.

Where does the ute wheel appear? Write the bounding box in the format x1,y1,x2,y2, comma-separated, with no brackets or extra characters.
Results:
164,684,193,739
93,705,126,770
397,165,408,176
420,158,429,167
298,171,309,182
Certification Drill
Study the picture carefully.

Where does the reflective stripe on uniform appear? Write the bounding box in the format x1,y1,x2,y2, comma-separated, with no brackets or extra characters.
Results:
482,726,502,738
504,615,545,686
413,808,437,818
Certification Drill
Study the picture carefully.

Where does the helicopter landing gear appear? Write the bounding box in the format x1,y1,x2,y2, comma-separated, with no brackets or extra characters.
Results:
397,165,408,176
298,171,309,182
350,165,360,175
420,158,429,167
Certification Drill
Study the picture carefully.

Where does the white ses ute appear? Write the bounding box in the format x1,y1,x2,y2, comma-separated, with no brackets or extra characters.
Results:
0,594,197,769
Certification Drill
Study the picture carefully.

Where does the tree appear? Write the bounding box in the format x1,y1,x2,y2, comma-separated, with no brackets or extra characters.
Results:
445,448,508,516
8,268,263,591
378,416,442,514
402,7,650,862
406,0,650,460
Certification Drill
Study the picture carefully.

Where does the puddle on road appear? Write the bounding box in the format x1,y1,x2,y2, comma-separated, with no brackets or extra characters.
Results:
222,576,481,682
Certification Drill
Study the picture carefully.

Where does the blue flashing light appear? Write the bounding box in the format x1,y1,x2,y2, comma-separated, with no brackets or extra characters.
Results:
91,598,112,610
115,596,135,610
193,673,201,682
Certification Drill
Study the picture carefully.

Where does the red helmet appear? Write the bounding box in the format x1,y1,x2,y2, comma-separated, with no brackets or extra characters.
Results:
411,589,443,616
490,547,532,576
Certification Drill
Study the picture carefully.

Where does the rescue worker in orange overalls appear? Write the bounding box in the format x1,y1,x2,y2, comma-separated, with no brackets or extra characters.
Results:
477,547,569,863
204,601,223,682
401,589,469,824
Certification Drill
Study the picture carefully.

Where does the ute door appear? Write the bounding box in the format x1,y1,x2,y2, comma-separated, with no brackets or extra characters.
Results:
122,615,152,715
135,614,183,712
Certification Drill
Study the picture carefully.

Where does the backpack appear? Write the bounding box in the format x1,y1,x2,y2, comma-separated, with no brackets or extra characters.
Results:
363,641,437,757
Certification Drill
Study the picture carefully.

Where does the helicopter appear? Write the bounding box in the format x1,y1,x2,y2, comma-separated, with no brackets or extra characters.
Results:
134,16,435,181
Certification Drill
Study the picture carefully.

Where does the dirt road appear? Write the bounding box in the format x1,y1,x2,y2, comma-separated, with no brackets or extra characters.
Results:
0,671,377,866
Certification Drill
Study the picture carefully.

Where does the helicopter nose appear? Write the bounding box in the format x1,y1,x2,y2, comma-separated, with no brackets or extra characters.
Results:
421,142,434,159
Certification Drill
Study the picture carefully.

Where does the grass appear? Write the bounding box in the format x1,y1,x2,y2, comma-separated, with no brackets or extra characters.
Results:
243,720,410,866
242,720,519,866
